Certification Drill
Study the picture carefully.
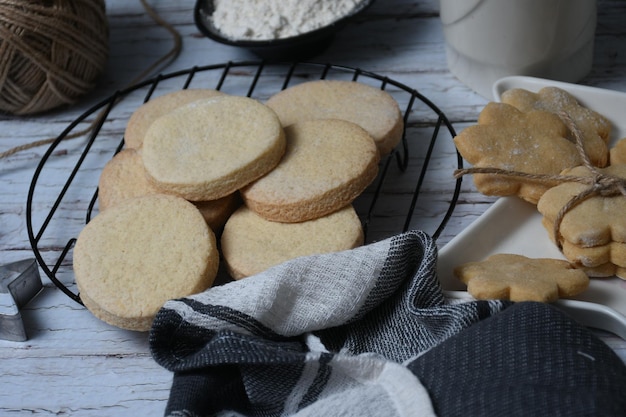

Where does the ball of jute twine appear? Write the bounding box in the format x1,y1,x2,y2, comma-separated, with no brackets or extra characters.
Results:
0,0,109,116
454,112,626,252
0,0,182,160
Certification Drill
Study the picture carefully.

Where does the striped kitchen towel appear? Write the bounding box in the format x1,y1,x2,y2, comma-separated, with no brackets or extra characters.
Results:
150,230,626,416
150,230,506,416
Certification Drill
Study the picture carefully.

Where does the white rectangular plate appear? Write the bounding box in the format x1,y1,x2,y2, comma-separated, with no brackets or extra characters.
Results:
438,76,626,339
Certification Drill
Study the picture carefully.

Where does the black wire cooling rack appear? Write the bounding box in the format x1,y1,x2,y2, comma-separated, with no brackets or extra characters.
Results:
26,61,462,305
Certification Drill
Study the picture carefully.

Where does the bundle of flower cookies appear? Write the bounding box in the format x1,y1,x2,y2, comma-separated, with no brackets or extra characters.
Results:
72,80,404,330
453,86,626,303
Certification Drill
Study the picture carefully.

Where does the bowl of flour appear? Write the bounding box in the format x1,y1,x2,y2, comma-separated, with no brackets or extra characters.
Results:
194,0,374,60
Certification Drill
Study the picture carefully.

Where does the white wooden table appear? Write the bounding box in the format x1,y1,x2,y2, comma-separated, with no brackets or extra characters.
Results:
1,0,625,414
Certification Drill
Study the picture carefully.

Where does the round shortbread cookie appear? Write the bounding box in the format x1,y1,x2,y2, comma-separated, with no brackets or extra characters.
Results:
73,194,219,331
97,148,239,231
98,148,162,211
241,119,379,223
124,88,224,149
194,193,241,232
265,80,404,155
221,205,364,279
142,95,286,201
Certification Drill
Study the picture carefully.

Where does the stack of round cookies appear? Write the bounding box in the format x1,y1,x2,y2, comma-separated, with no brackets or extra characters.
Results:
75,90,287,331
222,80,405,279
74,81,405,330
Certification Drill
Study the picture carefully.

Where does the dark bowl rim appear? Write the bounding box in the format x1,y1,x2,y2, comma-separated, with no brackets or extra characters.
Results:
194,0,375,48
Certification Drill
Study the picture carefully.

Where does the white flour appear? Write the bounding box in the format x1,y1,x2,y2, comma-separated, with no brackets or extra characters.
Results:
211,0,366,41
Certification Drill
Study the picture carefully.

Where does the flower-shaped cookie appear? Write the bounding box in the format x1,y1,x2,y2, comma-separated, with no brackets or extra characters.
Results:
581,263,626,280
454,253,589,302
610,138,626,165
559,238,626,269
502,87,610,167
537,164,626,248
453,102,583,204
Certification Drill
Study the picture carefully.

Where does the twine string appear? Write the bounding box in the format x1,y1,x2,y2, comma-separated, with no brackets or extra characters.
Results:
454,111,626,251
0,0,109,114
0,0,182,160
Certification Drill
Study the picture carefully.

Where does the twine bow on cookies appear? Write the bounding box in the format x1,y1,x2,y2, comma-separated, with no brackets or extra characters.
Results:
454,111,626,251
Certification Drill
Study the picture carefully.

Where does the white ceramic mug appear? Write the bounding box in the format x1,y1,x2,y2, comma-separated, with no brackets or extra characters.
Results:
440,0,597,98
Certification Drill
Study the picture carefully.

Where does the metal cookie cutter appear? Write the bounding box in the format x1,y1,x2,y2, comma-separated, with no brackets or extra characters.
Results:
0,259,43,341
